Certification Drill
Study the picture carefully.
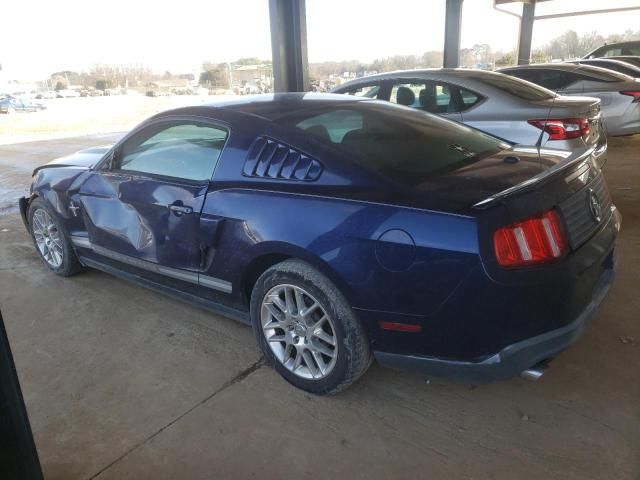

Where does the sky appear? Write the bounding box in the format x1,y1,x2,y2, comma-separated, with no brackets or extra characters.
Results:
1,0,640,80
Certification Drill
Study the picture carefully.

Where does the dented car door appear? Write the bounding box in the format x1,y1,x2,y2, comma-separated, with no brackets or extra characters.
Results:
77,119,228,272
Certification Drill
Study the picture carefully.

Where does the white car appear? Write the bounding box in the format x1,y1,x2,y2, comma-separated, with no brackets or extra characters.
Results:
56,89,81,98
37,91,57,99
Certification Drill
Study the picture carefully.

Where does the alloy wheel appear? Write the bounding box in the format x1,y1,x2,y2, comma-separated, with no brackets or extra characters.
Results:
261,284,338,380
32,209,64,268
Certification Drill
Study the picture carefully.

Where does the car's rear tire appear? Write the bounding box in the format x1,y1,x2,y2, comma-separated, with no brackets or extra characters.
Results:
28,197,83,277
250,259,371,395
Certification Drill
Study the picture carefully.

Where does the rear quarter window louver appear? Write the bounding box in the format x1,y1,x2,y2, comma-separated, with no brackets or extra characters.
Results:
243,137,323,181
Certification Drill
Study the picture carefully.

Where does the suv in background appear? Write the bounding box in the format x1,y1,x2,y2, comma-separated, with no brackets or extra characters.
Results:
584,41,640,59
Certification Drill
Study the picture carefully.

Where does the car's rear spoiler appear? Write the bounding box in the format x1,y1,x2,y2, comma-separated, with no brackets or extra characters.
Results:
472,146,597,210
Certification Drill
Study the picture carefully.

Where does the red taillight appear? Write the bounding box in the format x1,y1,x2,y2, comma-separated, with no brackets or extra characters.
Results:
620,91,640,103
493,210,568,268
528,118,590,140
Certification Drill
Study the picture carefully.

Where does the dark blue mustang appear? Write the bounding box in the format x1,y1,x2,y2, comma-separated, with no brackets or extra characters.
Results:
20,93,620,393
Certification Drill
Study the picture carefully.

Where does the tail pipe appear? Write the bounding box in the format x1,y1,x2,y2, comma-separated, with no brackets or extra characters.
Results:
520,361,550,381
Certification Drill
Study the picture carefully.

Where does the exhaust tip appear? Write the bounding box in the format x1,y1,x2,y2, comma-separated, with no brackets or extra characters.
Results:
520,367,545,381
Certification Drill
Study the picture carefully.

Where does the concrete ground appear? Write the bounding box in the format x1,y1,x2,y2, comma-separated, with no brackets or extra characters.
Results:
0,135,638,480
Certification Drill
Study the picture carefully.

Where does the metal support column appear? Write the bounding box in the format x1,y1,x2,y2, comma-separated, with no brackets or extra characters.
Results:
443,0,464,68
0,308,43,480
517,1,536,65
269,0,309,92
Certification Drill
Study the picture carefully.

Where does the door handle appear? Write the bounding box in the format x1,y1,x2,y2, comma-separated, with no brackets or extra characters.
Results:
169,204,193,216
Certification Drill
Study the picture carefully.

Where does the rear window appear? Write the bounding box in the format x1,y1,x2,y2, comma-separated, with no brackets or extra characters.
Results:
569,65,632,82
342,84,381,98
481,74,556,100
507,66,631,86
275,102,508,185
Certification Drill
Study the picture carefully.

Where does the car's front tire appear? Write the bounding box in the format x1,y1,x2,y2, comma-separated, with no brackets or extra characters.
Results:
250,259,371,395
28,198,83,277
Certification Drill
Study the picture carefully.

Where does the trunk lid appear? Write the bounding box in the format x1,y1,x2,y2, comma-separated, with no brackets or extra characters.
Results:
391,146,592,214
531,95,604,149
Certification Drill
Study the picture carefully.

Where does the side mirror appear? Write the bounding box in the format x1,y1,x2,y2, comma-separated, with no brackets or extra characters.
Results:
97,150,117,171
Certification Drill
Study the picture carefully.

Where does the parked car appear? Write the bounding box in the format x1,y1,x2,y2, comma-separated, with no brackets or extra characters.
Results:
570,58,640,78
35,91,57,100
19,94,620,393
584,41,640,59
499,64,640,136
56,89,81,98
332,69,606,161
0,97,45,113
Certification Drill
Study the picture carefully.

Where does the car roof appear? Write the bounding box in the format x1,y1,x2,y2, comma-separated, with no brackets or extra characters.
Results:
576,58,638,66
152,92,446,128
607,56,640,65
500,63,632,81
197,92,368,119
572,58,640,70
335,68,504,84
596,40,640,47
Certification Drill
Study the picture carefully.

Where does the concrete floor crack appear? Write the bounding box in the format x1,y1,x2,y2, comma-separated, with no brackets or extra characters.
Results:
86,357,264,480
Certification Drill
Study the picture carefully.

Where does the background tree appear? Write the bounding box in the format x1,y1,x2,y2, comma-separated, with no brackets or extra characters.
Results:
539,29,640,61
495,52,515,67
579,31,606,55
200,62,230,89
235,57,268,66
422,51,443,68
95,79,113,91
531,49,549,64
472,43,493,66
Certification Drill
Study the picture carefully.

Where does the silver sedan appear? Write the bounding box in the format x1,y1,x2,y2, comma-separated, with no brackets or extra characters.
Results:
331,69,606,162
499,64,640,137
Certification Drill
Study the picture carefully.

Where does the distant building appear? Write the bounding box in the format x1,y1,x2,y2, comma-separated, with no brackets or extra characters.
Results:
232,64,273,91
146,79,191,90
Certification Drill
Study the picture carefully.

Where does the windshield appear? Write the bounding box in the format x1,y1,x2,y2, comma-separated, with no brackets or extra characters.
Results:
272,101,509,185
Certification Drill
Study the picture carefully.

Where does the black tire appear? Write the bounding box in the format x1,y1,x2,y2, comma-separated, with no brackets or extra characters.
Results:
250,259,371,395
28,197,84,277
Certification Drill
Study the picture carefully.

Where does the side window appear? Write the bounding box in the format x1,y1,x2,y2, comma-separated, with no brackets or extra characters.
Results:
459,87,481,110
389,83,422,107
343,84,380,98
510,69,539,84
296,109,363,143
117,123,228,182
390,81,479,114
434,84,452,111
603,48,622,57
537,71,577,90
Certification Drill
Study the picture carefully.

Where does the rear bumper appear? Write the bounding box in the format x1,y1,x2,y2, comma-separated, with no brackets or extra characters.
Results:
374,257,615,383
